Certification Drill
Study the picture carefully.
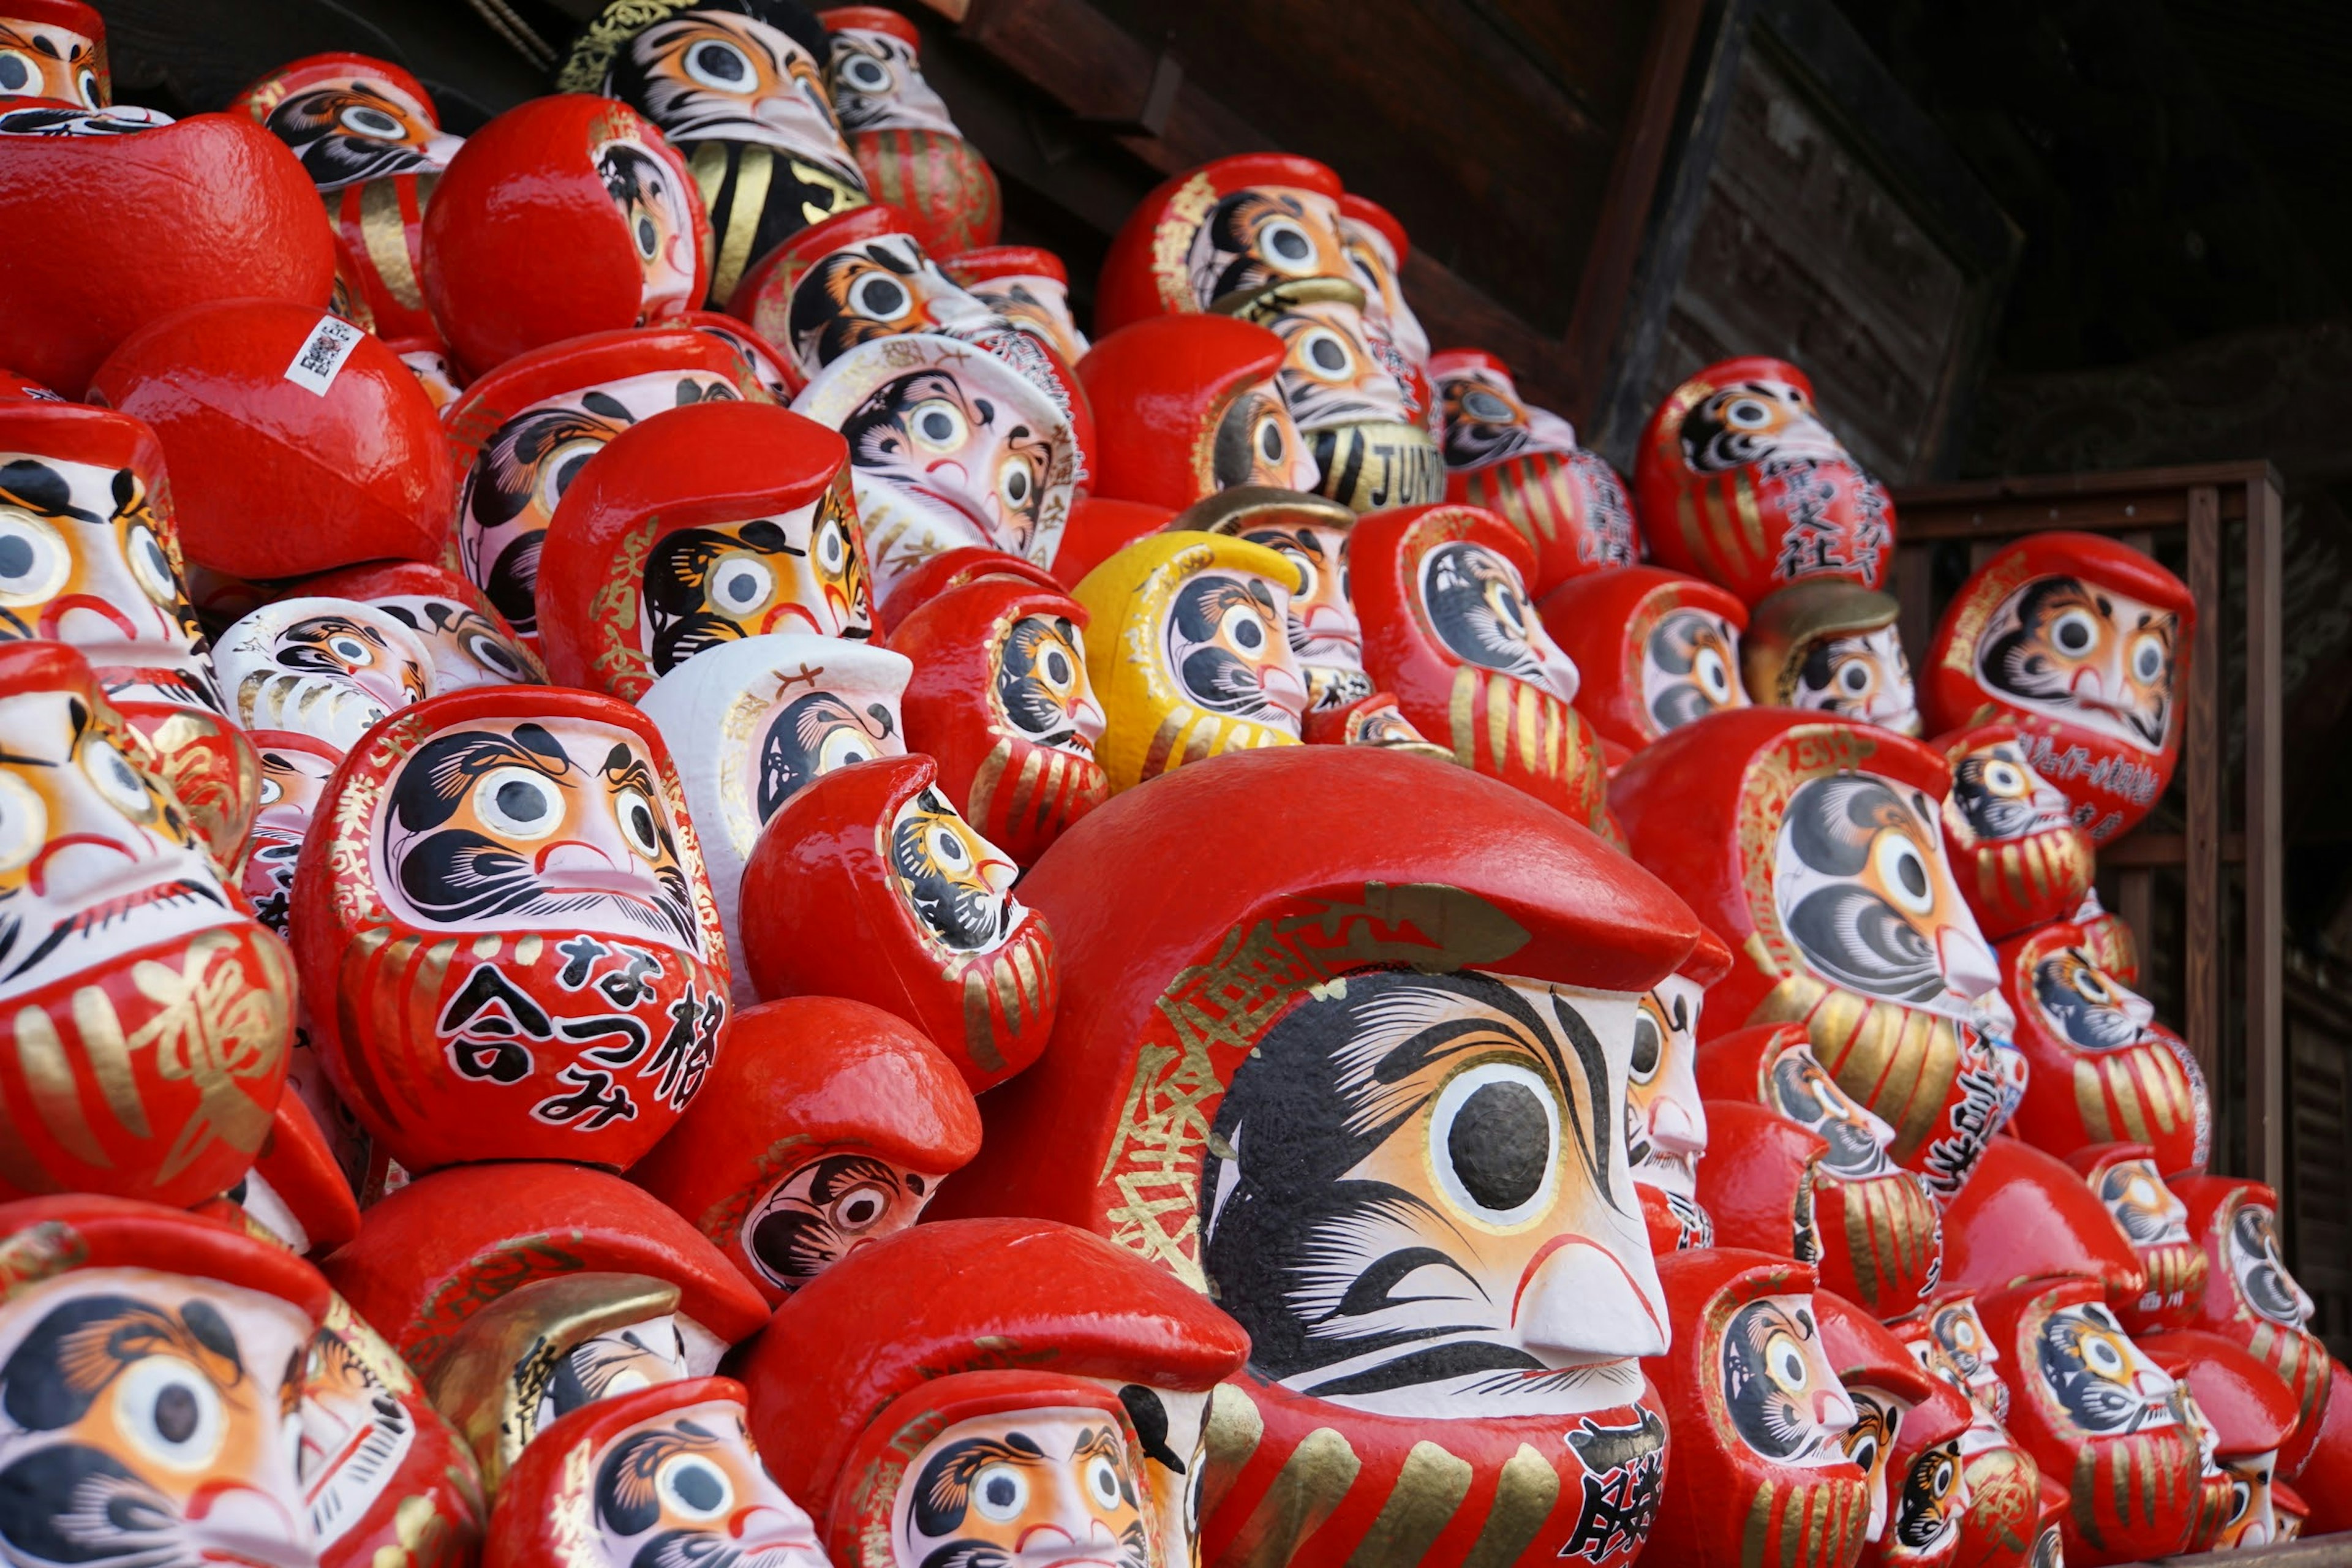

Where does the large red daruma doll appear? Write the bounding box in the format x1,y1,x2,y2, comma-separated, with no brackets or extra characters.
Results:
1922,532,2194,845
292,685,730,1173
1994,921,2208,1177
1095,150,1351,330
423,94,710,376
935,745,1704,1568
1641,1250,1871,1568
1353,503,1611,832
1635,356,1894,606
1612,709,2011,1200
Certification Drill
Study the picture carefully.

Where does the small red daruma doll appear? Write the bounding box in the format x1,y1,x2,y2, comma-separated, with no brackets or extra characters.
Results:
1931,720,2093,942
423,94,709,376
739,753,1055,1093
292,685,731,1174
942,243,1090,364
2066,1142,2208,1335
632,996,981,1305
1640,1248,1868,1568
2138,1329,2304,1551
1078,314,1320,509
1995,919,2208,1177
2171,1173,2332,1462
1540,564,1749,756
1922,532,2194,845
0,0,107,105
536,398,869,699
892,572,1109,866
1432,347,1638,592
487,1376,826,1568
0,643,297,1207
1353,502,1610,831
1636,356,1894,605
821,6,998,255
1814,1291,1977,1568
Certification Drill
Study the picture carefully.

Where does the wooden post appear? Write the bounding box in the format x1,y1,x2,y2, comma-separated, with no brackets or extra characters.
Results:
2185,485,2222,1098
2246,473,2285,1190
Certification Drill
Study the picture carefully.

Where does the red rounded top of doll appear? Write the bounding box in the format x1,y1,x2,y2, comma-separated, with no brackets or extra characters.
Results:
1940,1136,2146,1304
816,4,918,43
2065,1141,2207,1335
295,559,545,690
1997,918,2207,1177
1077,315,1314,508
323,1160,768,1376
1096,151,1347,331
1814,1284,1973,1564
1540,564,1751,753
1338,189,1408,264
728,202,1001,378
0,109,336,397
89,297,451,579
1351,502,1610,828
738,752,1052,1092
741,1216,1249,1555
630,996,983,1304
1635,355,1893,604
228,50,458,202
872,544,1061,634
535,398,862,698
1922,530,2195,845
1931,717,2094,940
0,1192,333,1321
892,574,1108,866
1641,1248,1870,1568
941,243,1068,287
423,94,709,377
0,641,298,1207
442,325,749,469
2139,1329,2302,1458
290,684,729,1174
230,50,437,124
1970,1275,2198,1564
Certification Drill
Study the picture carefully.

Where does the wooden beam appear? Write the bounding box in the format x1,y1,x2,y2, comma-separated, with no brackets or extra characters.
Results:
2185,483,2223,1104
2247,472,2286,1189
2100,831,2246,869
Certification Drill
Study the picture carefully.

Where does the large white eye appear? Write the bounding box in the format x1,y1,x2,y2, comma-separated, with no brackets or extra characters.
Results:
2069,965,2114,1005
1085,1453,1125,1510
2123,1174,2159,1208
816,724,875,772
1256,413,1287,465
460,628,531,681
126,523,178,606
0,771,47,875
841,55,892,92
1872,831,1935,916
2128,632,2166,685
1725,397,1772,429
1983,759,2025,795
848,271,913,322
925,823,970,869
473,765,564,840
0,51,37,94
81,737,158,823
1766,1332,1811,1393
1628,1012,1663,1085
614,786,663,859
2050,609,2100,658
1696,646,1732,701
1257,217,1317,274
538,437,608,514
1848,1434,1880,1476
815,518,850,576
908,398,967,451
633,209,662,261
326,633,376,667
684,37,754,90
338,102,405,138
997,454,1036,513
0,510,69,605
1298,328,1352,380
656,1452,734,1521
2078,1331,2127,1379
973,1461,1028,1522
75,67,99,108
1281,549,1319,605
1461,388,1515,423
1428,1059,1561,1227
1218,601,1266,654
707,552,776,616
1837,658,1875,696
829,1182,892,1232
115,1357,225,1470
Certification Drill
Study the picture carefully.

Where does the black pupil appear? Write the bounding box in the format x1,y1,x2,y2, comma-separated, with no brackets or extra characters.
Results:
861,277,907,316
1044,651,1069,682
919,411,953,440
1269,228,1310,260
0,58,27,90
853,61,886,86
355,110,396,134
497,780,547,822
629,804,655,845
1309,337,1348,372
1449,1080,1548,1211
2059,622,2091,652
674,1464,724,1512
693,43,745,83
938,833,965,862
1898,853,1928,899
1464,391,1510,419
154,1384,198,1444
905,1174,924,1194
1006,470,1028,500
637,217,657,254
556,451,595,494
843,1196,879,1224
1235,619,1261,650
0,535,31,579
1260,423,1283,459
723,570,760,604
1630,1019,1660,1076
984,1476,1017,1509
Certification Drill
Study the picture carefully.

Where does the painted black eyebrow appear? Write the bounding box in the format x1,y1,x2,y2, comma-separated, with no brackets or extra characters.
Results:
0,749,56,768
600,748,658,794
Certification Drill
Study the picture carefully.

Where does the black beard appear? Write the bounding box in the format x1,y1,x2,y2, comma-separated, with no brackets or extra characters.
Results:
396,828,698,948
0,1444,206,1568
1786,886,1944,1004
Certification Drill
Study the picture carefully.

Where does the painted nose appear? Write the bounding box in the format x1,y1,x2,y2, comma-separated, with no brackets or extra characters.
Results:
1649,1095,1706,1156
979,852,1018,896
1069,692,1107,746
187,1480,312,1568
1937,922,2000,1001
1515,1233,1669,1360
1811,1387,1856,1437
1258,655,1309,720
29,832,148,899
538,841,621,873
1536,640,1581,704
